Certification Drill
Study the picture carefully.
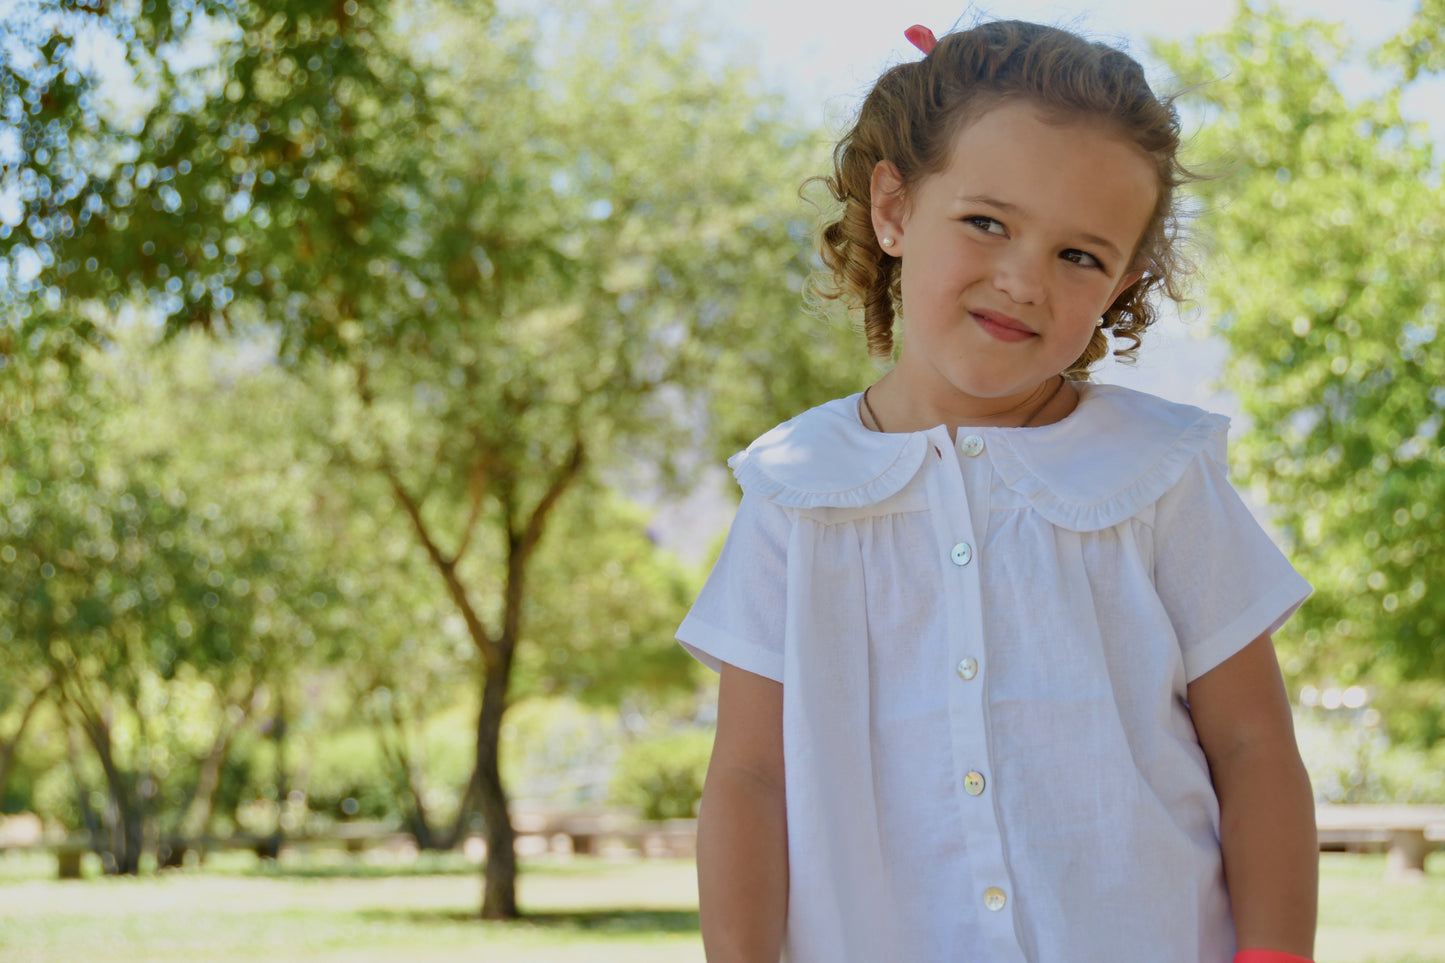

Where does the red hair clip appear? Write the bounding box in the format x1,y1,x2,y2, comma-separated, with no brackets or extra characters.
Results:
905,24,937,55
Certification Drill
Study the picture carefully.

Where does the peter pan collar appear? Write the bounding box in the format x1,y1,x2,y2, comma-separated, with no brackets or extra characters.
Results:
727,383,1229,532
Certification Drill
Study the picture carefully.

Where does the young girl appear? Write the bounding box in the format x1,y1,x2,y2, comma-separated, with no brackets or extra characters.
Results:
677,19,1318,963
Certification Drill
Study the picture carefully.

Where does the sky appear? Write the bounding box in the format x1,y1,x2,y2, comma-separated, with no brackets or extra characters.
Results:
707,0,1436,132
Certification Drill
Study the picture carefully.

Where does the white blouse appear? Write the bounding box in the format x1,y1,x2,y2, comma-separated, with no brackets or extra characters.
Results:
678,383,1310,963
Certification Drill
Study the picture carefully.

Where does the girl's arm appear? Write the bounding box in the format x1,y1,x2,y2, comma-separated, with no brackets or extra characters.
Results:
1188,632,1318,958
697,662,788,962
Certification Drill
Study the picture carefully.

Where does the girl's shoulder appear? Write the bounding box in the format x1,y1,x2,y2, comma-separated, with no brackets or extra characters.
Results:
988,383,1231,531
727,393,930,511
729,385,1232,531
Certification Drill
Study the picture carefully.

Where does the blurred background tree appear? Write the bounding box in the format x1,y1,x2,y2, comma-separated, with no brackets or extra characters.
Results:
0,0,868,916
0,320,329,873
1158,1,1444,748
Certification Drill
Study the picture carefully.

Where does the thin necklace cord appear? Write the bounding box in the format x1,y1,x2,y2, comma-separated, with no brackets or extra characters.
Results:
862,375,1066,434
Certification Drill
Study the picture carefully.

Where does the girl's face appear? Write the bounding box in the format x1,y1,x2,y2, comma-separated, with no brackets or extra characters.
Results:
871,100,1157,427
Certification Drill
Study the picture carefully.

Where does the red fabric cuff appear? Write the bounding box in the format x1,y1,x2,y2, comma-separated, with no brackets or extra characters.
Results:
1234,951,1314,963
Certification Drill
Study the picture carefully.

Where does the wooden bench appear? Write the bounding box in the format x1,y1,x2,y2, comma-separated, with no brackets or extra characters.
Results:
510,808,697,858
15,807,1438,878
1315,804,1445,877
0,835,94,879
0,823,421,878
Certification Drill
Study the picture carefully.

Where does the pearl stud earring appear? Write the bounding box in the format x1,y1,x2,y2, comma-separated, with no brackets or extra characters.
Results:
881,236,895,248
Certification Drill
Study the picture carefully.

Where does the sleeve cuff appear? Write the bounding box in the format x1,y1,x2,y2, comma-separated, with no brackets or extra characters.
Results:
677,612,784,683
1183,571,1312,682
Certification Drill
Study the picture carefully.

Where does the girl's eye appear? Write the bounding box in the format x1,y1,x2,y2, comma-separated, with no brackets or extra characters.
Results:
1061,249,1103,270
965,216,1006,236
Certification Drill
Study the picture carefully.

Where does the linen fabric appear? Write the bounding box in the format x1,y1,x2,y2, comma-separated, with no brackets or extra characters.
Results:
678,383,1311,963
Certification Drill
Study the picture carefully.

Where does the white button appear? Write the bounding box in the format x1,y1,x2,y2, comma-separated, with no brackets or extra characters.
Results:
950,542,973,566
984,886,1007,911
960,434,985,457
956,657,978,681
964,770,986,796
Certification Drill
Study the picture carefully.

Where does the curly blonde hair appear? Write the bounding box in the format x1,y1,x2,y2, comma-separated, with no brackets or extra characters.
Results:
814,20,1196,376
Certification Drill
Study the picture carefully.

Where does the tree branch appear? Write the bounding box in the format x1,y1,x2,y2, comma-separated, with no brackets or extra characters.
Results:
352,358,501,667
382,460,501,670
501,436,587,648
450,446,490,565
517,436,587,563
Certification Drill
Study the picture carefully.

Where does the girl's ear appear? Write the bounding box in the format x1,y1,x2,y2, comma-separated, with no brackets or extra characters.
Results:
1110,267,1146,304
871,160,907,252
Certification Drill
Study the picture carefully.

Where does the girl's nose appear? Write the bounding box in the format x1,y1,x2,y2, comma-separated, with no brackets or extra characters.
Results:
992,251,1045,304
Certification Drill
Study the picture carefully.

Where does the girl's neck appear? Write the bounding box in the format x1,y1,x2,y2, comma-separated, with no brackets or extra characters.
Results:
862,373,1078,439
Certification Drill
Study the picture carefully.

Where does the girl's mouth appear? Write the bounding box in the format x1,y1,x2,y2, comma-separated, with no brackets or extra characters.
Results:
972,310,1036,343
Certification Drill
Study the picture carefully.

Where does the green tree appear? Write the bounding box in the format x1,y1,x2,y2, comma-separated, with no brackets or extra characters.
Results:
97,328,344,861
308,443,482,850
317,1,864,915
0,321,333,871
1157,2,1444,741
5,0,868,914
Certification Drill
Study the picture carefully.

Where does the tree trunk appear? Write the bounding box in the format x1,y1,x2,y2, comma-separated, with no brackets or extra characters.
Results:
68,732,106,860
397,746,438,851
162,724,235,867
80,716,145,875
372,427,583,918
113,784,146,875
441,765,480,851
472,441,583,917
380,707,441,851
259,699,291,862
101,773,144,875
476,649,517,919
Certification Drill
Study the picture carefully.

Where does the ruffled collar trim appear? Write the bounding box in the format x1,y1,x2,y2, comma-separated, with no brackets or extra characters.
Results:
727,383,1229,532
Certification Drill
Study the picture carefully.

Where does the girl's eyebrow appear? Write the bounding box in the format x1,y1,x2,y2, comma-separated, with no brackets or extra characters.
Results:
959,193,1123,260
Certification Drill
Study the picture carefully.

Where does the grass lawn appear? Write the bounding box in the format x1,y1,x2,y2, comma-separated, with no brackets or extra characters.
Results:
0,849,1439,961
1317,852,1445,963
0,851,703,963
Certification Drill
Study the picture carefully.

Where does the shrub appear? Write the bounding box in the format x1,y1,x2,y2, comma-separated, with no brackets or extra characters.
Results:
608,729,713,821
1297,706,1445,804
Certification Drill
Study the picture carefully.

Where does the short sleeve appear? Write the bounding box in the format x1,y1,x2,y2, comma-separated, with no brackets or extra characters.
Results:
676,491,790,682
1152,440,1312,682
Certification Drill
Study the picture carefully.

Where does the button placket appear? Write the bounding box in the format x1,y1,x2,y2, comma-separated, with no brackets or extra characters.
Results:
926,432,1023,959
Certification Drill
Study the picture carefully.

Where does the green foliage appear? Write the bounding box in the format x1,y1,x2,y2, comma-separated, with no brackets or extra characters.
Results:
1156,3,1445,699
500,698,618,806
1381,680,1445,748
609,729,712,821
28,758,87,833
1379,0,1445,80
2,0,872,902
516,494,705,706
1298,706,1445,804
0,322,332,862
302,727,394,823
0,0,433,355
